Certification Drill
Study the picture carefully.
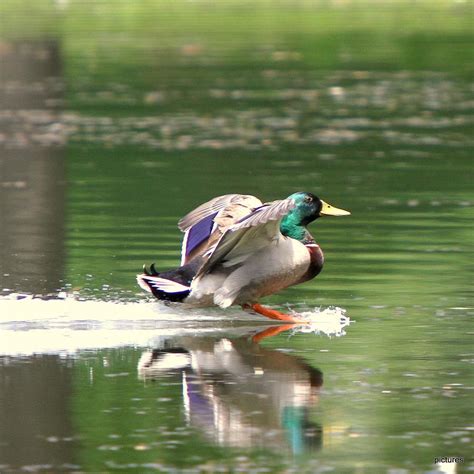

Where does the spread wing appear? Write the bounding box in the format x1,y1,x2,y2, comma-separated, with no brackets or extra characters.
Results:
195,197,297,277
178,194,262,265
178,194,261,232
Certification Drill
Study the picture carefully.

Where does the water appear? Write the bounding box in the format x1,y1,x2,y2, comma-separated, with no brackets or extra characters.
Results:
0,1,473,473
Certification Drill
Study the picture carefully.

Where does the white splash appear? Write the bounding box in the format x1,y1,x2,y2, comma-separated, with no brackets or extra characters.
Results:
0,293,235,357
0,292,218,321
0,294,351,356
290,306,352,337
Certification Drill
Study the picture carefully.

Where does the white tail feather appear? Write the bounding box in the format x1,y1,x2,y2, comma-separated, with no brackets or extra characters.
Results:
137,275,190,294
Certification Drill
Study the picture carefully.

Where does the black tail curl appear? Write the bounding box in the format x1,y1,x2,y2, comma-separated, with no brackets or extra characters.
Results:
139,256,206,303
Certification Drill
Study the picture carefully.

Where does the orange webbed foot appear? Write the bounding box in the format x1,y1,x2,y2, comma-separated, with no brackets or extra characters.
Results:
243,303,309,324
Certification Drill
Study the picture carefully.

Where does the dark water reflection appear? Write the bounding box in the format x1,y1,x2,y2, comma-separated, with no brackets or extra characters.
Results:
0,41,66,295
138,329,323,454
0,355,75,472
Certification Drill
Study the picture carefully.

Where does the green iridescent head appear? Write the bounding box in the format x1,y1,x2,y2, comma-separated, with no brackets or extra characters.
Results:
280,192,350,241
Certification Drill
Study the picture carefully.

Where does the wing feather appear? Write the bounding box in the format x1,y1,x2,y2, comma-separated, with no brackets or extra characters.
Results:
195,197,296,277
178,194,263,265
178,194,261,232
232,198,295,230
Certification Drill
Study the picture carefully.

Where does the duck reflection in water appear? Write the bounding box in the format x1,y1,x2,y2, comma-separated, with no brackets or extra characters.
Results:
138,325,323,454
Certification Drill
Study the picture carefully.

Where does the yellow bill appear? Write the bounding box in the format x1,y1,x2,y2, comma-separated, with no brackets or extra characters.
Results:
320,200,351,216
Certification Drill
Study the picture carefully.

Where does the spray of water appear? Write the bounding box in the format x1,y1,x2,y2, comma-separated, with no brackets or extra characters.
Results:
0,293,352,356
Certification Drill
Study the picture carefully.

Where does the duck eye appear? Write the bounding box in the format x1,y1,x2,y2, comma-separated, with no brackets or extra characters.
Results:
304,195,313,203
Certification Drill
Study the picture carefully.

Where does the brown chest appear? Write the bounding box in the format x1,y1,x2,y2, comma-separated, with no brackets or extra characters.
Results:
297,244,324,284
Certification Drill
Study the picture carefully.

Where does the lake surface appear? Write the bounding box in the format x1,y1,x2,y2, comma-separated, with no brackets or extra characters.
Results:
0,2,473,473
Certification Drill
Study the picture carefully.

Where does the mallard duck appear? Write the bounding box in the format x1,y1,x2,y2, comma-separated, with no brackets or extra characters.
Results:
137,192,350,322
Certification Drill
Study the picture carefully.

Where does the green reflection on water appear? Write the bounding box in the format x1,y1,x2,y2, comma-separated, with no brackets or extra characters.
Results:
69,318,473,472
